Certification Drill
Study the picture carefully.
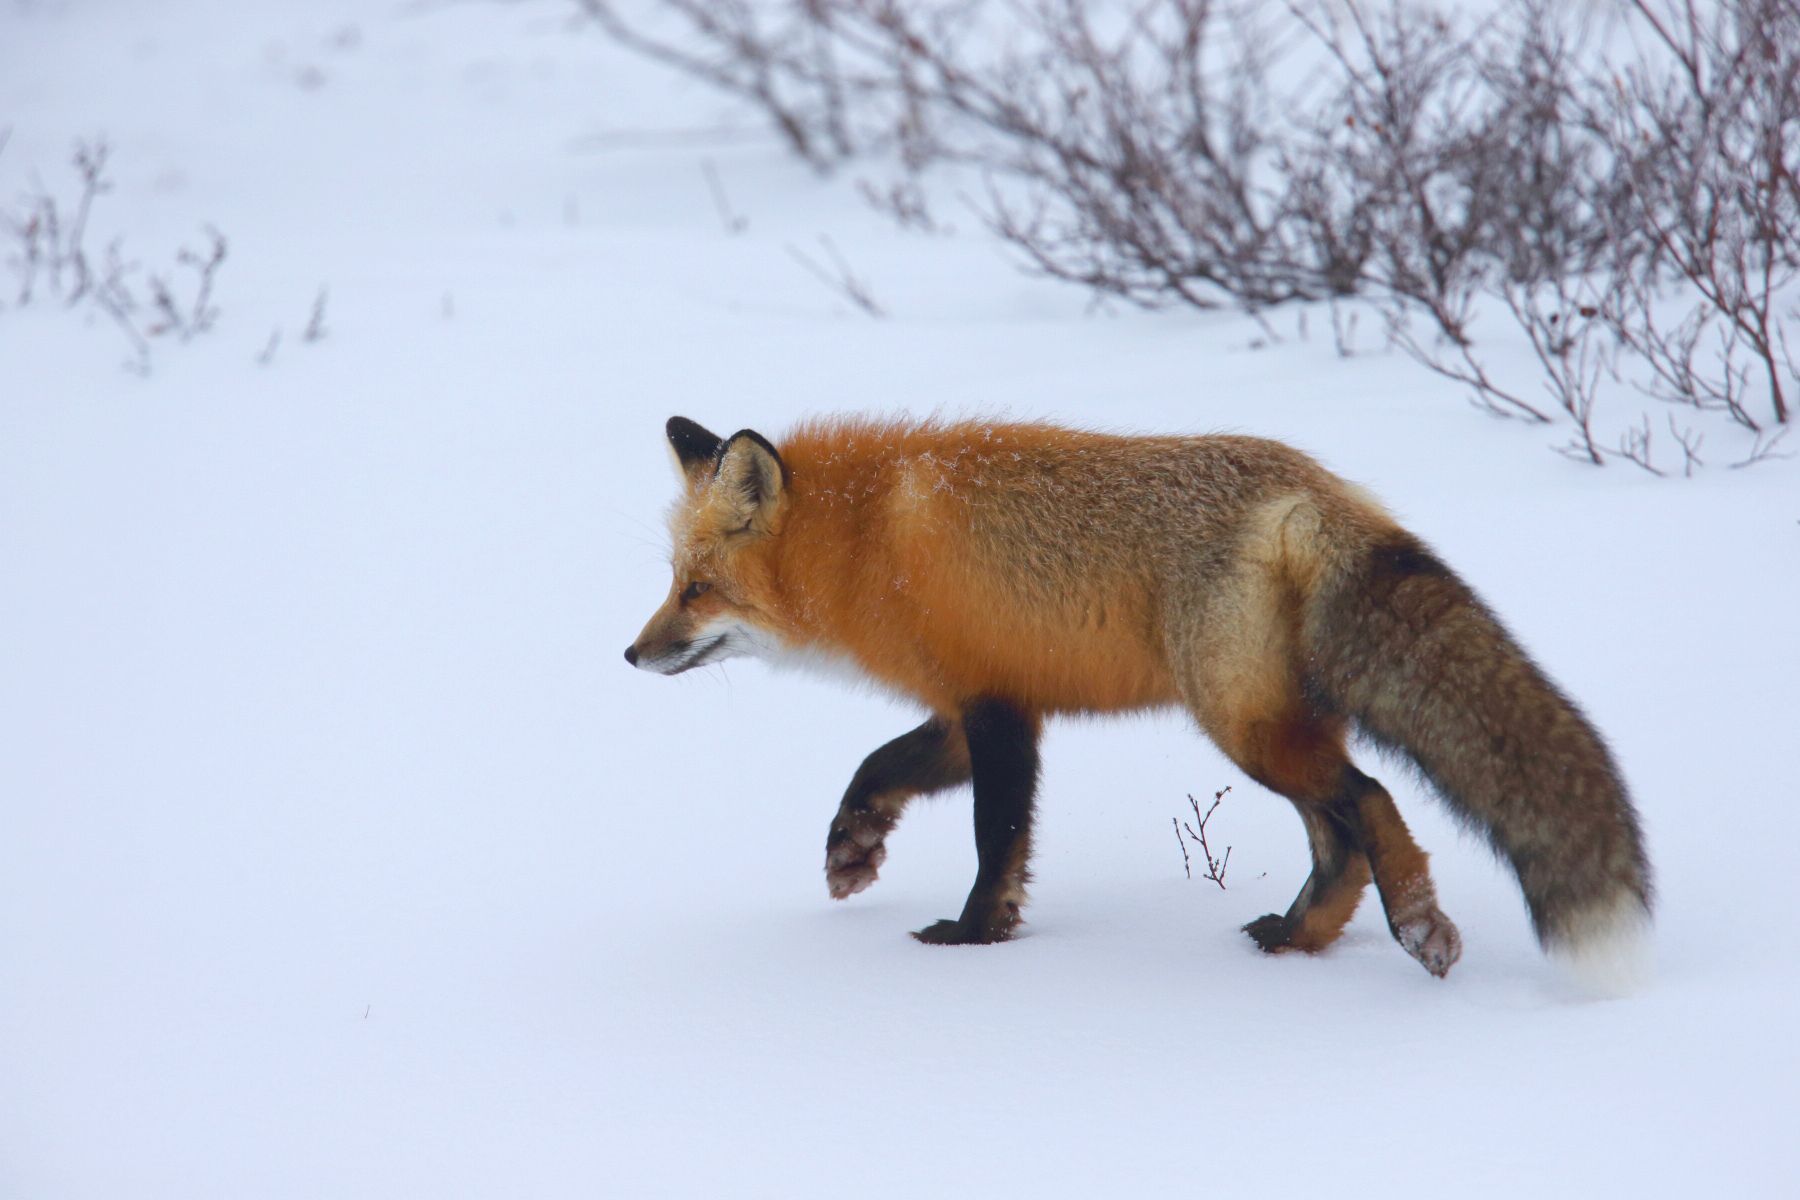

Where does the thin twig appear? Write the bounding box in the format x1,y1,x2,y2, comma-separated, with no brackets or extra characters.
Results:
1177,786,1234,889
1731,423,1794,469
785,235,885,316
302,287,329,342
702,159,748,234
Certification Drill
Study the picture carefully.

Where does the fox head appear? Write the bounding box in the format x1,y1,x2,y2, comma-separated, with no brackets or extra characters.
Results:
624,416,792,675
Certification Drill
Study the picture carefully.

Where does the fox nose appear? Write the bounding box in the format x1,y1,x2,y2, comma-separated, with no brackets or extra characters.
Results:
623,644,639,666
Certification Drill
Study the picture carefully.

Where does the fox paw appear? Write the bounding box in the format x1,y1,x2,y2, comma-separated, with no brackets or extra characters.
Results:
1243,914,1300,954
1392,906,1462,978
911,908,1018,945
825,822,888,899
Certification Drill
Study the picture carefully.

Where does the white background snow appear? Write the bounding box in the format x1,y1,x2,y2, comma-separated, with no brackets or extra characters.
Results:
2,1,1796,1196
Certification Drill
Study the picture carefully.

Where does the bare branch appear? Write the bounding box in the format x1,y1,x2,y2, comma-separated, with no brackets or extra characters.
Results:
785,234,885,316
1175,786,1234,889
302,287,329,342
3,139,228,373
587,0,1798,466
702,159,749,234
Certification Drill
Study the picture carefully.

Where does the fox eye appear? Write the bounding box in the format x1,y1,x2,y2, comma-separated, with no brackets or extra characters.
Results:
681,581,713,603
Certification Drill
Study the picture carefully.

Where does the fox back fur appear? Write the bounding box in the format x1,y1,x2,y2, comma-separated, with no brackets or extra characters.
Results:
626,416,1652,989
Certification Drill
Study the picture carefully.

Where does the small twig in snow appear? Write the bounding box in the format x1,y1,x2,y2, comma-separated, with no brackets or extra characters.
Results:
702,159,748,234
785,234,884,317
302,287,329,342
1176,786,1234,889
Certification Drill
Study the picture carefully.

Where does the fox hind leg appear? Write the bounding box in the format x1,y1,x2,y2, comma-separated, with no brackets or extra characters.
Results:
913,698,1039,945
1178,663,1460,974
1176,531,1460,977
1243,797,1373,954
1236,732,1461,977
1342,768,1462,977
1200,710,1378,956
826,717,971,899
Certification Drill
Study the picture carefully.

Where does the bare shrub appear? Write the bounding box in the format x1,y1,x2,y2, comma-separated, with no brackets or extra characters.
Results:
1596,0,1800,432
857,0,1324,311
1284,0,1627,424
146,225,228,341
2,137,229,373
1276,0,1798,463
1449,0,1800,468
575,0,893,170
582,0,1798,468
1286,0,1500,344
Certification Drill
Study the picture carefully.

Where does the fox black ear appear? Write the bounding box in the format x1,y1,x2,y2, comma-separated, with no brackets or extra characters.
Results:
714,429,787,535
667,416,723,482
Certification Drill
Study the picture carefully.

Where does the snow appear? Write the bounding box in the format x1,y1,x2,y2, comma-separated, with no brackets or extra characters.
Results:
2,1,1796,1196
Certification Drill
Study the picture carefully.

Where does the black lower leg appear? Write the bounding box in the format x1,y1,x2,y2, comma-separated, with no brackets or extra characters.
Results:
914,698,1040,945
841,719,970,814
826,718,971,899
1244,797,1372,953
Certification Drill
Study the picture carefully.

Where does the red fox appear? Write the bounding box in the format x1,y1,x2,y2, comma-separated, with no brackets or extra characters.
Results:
625,416,1652,987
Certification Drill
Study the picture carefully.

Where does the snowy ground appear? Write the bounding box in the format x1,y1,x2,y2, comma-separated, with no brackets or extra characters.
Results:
3,2,1797,1196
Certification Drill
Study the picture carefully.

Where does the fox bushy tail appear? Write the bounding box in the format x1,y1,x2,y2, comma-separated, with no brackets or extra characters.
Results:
1306,535,1652,981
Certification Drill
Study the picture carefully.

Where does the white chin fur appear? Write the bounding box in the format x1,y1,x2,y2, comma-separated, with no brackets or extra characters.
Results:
768,642,876,691
691,618,877,692
1547,898,1653,999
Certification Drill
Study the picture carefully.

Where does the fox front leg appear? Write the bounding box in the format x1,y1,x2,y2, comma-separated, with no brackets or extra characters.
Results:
912,699,1041,945
825,717,971,899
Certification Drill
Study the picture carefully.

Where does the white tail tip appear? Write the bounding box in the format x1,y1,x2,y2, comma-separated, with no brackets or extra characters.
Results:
1547,897,1654,999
